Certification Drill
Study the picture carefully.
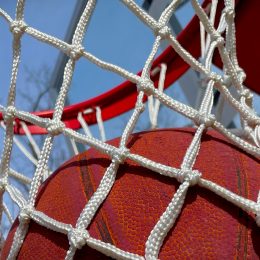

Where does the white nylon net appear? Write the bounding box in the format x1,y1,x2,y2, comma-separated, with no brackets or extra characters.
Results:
0,0,259,259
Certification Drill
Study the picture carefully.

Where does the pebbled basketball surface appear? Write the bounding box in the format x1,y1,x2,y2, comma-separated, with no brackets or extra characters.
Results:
2,128,260,259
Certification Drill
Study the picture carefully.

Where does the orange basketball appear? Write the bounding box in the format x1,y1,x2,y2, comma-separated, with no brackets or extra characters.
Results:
2,129,260,259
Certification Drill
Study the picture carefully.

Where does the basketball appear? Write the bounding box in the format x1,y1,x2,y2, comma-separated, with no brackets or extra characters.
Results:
2,129,259,259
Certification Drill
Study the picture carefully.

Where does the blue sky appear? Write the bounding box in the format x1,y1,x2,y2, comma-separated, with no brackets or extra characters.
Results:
0,0,156,106
0,0,197,141
0,0,195,104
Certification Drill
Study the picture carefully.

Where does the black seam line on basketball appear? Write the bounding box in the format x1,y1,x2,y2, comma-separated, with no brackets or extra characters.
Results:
235,152,249,260
241,161,249,260
80,156,94,199
79,154,114,246
235,150,242,258
242,155,250,260
95,216,114,245
234,150,248,259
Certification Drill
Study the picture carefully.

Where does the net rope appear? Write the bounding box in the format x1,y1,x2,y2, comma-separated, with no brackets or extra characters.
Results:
0,0,259,259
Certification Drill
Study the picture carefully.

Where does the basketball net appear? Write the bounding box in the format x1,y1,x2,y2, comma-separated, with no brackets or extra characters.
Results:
0,0,259,259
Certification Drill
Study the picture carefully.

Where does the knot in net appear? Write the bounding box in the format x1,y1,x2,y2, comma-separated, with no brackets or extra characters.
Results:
3,106,16,123
68,44,84,61
177,169,201,186
111,147,129,164
10,20,27,36
46,119,65,136
194,113,216,128
19,206,33,224
68,227,89,250
155,23,171,39
137,78,154,96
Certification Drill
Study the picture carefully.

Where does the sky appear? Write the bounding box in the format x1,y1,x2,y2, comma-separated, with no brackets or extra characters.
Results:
0,0,197,142
0,0,194,104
